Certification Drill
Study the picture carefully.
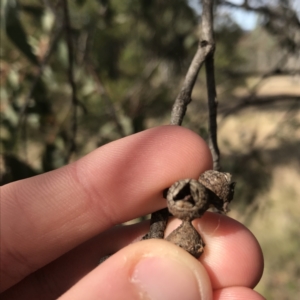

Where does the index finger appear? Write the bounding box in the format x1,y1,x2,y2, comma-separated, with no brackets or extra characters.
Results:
1,125,212,291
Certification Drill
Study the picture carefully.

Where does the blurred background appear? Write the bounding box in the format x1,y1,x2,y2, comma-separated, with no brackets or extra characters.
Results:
1,0,299,298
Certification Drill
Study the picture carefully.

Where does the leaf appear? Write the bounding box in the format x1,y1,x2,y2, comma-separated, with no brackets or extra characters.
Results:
3,0,39,65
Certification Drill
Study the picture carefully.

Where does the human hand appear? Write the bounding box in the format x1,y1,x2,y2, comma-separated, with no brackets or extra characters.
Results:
1,126,264,299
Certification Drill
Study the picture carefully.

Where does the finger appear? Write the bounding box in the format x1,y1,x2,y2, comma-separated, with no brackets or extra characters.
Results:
213,286,265,300
59,239,213,300
1,125,212,291
1,223,149,300
197,212,264,289
165,212,264,289
2,212,263,299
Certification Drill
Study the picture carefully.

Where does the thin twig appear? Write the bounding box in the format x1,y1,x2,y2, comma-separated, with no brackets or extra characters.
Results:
170,0,220,169
87,64,126,137
146,0,220,240
18,26,63,128
170,45,211,125
247,52,290,97
205,54,220,170
218,0,300,52
123,61,160,102
203,0,220,171
62,0,78,162
169,0,213,124
225,69,300,77
220,94,300,117
219,51,299,118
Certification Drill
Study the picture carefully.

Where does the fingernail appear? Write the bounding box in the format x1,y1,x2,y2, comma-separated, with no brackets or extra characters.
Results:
131,256,204,300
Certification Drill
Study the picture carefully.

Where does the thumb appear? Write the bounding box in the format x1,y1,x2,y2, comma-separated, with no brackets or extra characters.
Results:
59,239,212,300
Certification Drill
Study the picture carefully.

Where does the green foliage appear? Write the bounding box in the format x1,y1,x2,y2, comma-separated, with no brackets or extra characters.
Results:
1,0,201,176
3,0,39,65
1,0,281,182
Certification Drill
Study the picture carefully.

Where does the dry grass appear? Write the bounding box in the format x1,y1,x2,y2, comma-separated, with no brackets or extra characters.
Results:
219,75,300,299
247,75,300,95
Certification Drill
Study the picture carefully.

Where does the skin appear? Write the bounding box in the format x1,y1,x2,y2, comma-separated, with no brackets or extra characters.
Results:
0,126,265,299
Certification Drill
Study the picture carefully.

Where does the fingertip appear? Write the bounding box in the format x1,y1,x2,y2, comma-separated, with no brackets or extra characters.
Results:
78,125,212,185
214,286,266,300
163,212,264,290
59,239,213,300
196,212,264,289
75,125,213,224
148,125,213,175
